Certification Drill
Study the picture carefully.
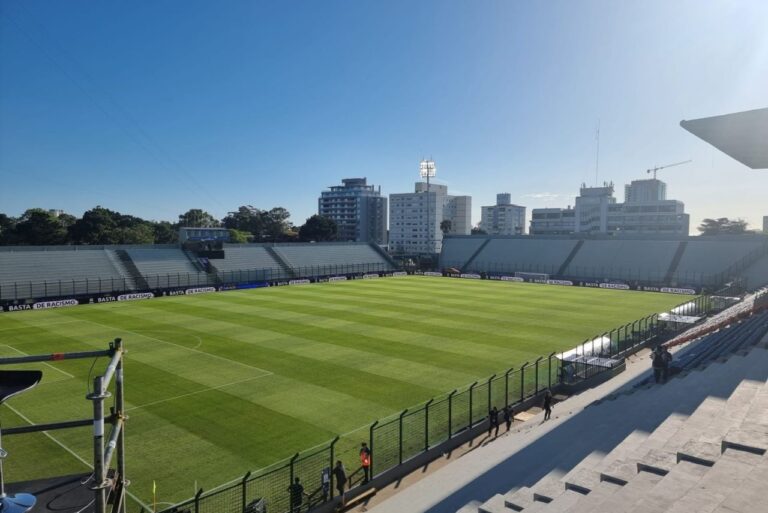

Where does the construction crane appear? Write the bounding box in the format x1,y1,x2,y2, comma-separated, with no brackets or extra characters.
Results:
646,160,692,179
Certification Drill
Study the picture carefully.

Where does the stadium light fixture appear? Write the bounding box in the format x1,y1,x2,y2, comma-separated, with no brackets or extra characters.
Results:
419,159,436,178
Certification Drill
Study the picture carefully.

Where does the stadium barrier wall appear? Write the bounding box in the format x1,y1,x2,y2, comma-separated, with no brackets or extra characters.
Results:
439,260,729,292
0,262,397,308
152,294,716,513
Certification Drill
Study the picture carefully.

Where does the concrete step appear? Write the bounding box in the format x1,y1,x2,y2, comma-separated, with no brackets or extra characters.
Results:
676,439,721,467
503,487,533,512
477,494,509,513
587,471,663,513
636,449,678,476
600,458,640,486
625,461,710,513
531,475,566,503
666,451,765,513
562,467,601,495
530,490,583,512
721,428,768,455
564,481,623,513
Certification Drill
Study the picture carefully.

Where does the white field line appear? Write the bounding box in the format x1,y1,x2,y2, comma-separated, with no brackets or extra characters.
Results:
0,320,80,332
4,403,153,512
125,374,273,412
79,318,274,377
0,343,75,378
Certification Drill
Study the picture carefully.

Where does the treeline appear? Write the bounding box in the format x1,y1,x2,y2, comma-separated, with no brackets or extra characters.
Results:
0,206,338,246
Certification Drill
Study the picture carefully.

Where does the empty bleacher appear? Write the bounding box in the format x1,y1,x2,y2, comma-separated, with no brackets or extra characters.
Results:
463,238,579,275
673,238,766,284
208,245,287,281
125,248,212,289
476,345,768,513
0,248,130,300
439,235,768,288
440,237,489,270
273,242,393,275
563,240,680,283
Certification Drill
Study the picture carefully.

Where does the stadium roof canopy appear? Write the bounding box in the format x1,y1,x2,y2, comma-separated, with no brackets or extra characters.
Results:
680,107,768,169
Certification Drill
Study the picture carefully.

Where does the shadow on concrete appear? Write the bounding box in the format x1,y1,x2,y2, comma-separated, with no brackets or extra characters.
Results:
422,352,768,513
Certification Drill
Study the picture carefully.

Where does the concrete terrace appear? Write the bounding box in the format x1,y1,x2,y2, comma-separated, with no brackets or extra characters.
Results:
366,331,768,513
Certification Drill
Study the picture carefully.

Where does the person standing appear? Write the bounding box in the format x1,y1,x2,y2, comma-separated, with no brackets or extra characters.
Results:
503,405,513,432
488,406,499,437
662,346,673,383
543,390,553,421
288,477,305,513
359,442,371,484
332,460,347,506
651,346,665,383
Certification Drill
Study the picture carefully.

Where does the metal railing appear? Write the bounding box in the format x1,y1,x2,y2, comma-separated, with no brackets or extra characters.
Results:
0,263,394,302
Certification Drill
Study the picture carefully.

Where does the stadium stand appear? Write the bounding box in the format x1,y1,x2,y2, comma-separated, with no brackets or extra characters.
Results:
448,237,579,275
207,244,289,281
562,240,679,283
674,237,766,282
273,242,394,274
0,247,130,300
440,237,489,270
742,254,768,290
440,235,768,289
125,247,211,289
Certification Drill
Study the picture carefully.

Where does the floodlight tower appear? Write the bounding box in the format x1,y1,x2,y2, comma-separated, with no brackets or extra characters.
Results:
419,159,437,253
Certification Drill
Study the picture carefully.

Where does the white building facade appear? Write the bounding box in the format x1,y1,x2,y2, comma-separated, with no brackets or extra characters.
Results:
479,193,526,235
389,182,471,254
530,178,688,235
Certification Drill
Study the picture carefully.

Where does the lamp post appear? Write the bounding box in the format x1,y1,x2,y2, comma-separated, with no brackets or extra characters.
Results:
419,159,437,255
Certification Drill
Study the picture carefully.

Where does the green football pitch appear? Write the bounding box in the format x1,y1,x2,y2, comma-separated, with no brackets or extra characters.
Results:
0,276,684,508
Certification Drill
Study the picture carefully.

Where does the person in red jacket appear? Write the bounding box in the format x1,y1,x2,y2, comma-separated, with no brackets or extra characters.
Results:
360,442,372,483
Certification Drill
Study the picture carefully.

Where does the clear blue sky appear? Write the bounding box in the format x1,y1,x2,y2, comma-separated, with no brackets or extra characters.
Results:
1,0,767,232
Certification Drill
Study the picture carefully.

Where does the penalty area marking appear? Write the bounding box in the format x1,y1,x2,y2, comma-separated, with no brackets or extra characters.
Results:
3,402,153,512
78,318,274,377
125,374,273,412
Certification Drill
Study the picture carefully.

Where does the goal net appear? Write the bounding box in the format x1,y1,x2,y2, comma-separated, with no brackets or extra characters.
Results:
514,271,550,282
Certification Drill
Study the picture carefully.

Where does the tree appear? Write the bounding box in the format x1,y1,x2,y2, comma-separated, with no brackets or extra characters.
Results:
152,221,178,244
69,207,120,244
178,209,220,228
697,218,749,236
298,215,337,242
13,209,68,245
227,229,251,243
261,207,292,241
0,214,17,244
222,206,264,238
471,226,488,236
440,219,452,235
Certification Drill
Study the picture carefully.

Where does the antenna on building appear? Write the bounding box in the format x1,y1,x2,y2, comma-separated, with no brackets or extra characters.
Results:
594,119,601,186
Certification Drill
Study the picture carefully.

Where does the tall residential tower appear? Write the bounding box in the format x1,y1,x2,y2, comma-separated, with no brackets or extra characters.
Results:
318,178,387,244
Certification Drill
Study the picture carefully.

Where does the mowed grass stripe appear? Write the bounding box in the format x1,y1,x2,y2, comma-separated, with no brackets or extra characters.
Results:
167,294,512,373
60,305,446,407
251,278,680,333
